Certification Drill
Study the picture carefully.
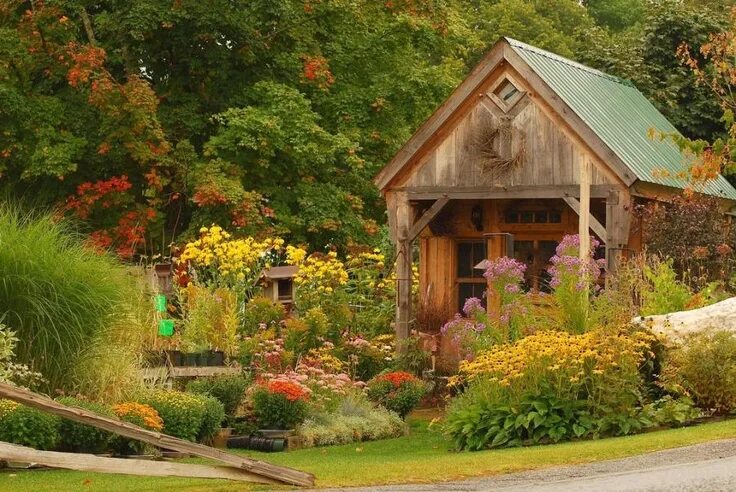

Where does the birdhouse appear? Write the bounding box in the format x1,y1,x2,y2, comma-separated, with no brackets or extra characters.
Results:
259,265,298,309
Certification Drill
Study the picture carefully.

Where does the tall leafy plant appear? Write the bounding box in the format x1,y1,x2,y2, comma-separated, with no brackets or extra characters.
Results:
547,235,605,333
0,206,139,391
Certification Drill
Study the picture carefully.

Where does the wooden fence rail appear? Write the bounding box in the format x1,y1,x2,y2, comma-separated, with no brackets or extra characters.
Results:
0,382,314,487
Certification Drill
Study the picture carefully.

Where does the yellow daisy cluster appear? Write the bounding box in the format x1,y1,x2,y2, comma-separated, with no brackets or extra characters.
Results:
291,251,348,293
179,225,283,283
0,399,19,419
455,329,657,389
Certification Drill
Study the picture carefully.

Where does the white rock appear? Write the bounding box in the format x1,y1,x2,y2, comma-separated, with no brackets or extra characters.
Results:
633,297,736,339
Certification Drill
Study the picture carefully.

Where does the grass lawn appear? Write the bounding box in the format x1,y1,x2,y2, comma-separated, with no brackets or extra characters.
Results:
4,416,736,492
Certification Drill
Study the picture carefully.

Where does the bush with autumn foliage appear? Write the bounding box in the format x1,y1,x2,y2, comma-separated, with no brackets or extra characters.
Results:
638,194,736,289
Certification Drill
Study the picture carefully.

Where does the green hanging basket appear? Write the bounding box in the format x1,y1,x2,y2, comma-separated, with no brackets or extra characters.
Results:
158,319,175,337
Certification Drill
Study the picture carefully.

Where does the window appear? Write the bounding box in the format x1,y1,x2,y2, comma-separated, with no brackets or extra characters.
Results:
503,208,562,225
456,241,487,312
492,78,523,110
495,80,520,102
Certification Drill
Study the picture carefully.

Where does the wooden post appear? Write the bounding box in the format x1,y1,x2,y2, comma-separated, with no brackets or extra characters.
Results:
579,158,591,260
387,191,413,340
605,189,632,273
396,192,413,341
396,238,412,340
579,158,591,308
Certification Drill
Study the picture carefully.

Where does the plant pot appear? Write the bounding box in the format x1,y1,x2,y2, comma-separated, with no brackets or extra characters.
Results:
183,352,199,367
227,435,285,452
165,349,183,367
197,351,210,367
212,428,233,449
209,350,225,366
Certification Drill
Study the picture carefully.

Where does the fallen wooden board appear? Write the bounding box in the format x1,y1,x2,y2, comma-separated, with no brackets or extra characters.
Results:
0,442,274,483
0,382,314,487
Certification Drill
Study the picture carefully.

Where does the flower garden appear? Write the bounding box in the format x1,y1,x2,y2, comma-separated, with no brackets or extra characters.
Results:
2,202,736,488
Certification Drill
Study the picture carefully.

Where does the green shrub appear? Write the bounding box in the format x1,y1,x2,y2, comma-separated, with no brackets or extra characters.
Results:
640,257,692,316
642,396,701,427
240,297,285,335
139,390,206,441
662,330,736,414
365,371,426,418
57,396,114,453
0,206,144,392
298,395,404,448
283,307,329,355
198,394,226,442
186,374,249,418
0,399,59,450
251,381,309,430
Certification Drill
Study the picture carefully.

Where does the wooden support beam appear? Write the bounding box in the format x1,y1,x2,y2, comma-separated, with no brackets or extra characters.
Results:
562,196,606,242
394,192,413,341
403,185,616,201
579,158,591,259
606,189,632,273
408,196,449,241
0,442,274,483
0,382,314,487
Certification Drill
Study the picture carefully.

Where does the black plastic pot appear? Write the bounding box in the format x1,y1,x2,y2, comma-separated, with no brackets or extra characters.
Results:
197,351,209,367
183,352,199,367
165,349,183,367
209,350,225,366
227,435,285,452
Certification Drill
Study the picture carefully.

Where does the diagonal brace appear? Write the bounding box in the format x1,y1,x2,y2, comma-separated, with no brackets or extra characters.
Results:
408,196,450,241
563,196,606,243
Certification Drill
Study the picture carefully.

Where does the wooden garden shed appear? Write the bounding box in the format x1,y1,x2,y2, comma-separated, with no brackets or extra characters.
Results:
375,38,736,340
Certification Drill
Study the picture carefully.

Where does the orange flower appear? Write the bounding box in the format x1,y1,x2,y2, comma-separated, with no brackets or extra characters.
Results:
112,402,164,432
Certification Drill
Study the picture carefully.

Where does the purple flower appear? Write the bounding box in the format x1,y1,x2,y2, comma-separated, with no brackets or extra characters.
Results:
463,297,484,316
548,234,603,291
483,257,526,284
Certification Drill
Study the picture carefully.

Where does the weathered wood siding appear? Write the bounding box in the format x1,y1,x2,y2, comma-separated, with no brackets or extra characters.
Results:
402,73,616,189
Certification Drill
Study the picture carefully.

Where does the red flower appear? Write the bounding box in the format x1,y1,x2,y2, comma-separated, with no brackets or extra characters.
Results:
375,371,418,388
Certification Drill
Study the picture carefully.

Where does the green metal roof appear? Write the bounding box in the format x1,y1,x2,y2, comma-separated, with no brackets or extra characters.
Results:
506,38,736,201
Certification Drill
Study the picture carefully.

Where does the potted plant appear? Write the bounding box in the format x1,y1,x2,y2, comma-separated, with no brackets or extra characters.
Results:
162,335,183,367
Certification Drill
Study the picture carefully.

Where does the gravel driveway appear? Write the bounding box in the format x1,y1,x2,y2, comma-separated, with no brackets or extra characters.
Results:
311,439,736,492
